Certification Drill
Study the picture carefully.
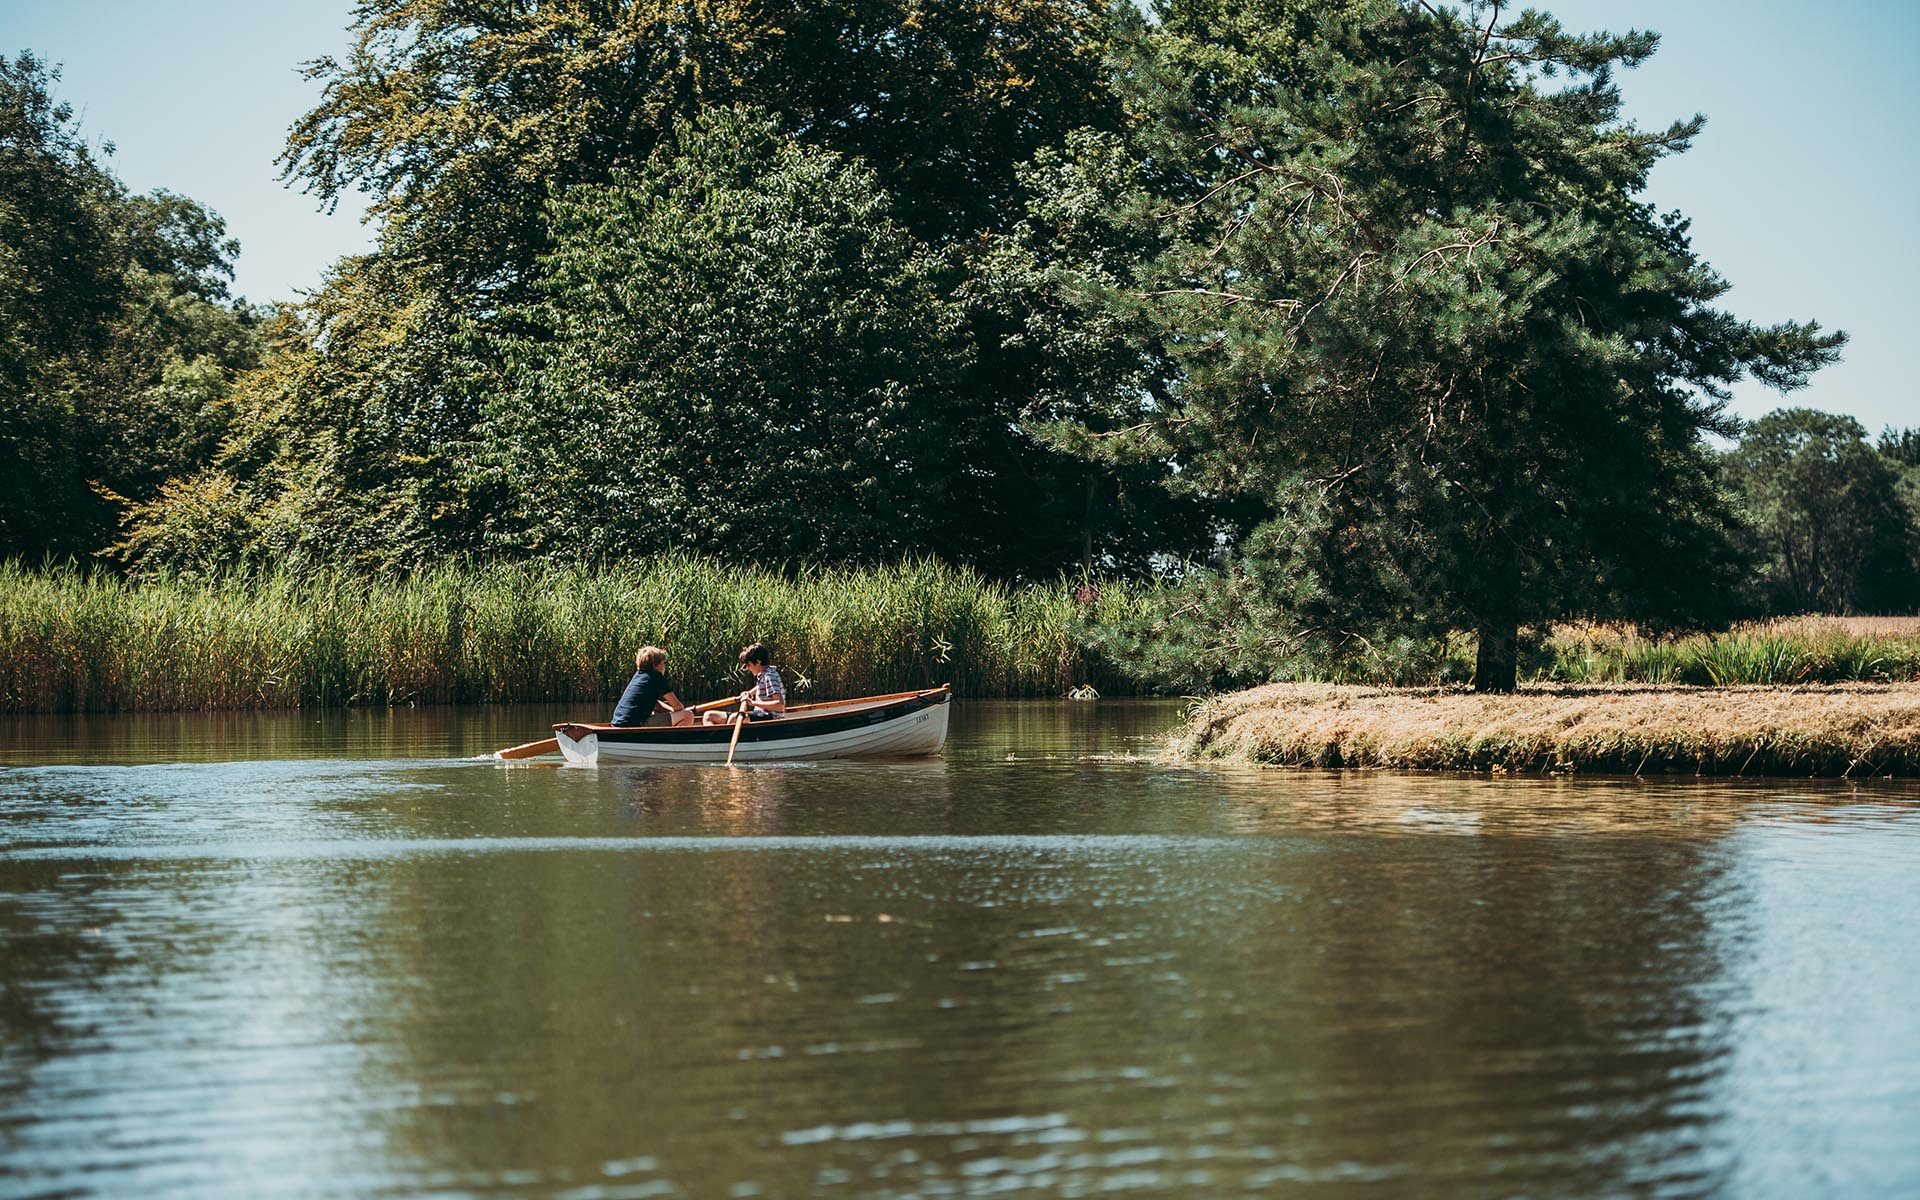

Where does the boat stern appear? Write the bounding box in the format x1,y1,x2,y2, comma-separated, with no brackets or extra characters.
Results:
554,724,600,766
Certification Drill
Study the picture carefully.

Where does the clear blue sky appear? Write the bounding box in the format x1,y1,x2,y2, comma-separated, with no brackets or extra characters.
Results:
4,0,1914,433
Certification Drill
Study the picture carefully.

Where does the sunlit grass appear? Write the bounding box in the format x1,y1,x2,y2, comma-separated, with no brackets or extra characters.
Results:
1539,620,1920,686
0,559,1160,712
1179,682,1920,775
7,558,1915,713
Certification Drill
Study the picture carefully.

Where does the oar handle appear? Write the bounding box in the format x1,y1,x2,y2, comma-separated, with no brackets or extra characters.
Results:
725,693,749,765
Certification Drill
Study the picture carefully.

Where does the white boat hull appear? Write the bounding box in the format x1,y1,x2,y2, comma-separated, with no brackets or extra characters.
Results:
554,690,950,766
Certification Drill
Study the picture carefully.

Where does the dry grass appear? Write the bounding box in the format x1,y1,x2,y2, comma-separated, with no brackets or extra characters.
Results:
1176,683,1920,776
1550,615,1920,643
1748,615,1920,638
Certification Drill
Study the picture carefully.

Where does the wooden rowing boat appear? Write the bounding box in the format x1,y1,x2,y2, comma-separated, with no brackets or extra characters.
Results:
550,685,951,766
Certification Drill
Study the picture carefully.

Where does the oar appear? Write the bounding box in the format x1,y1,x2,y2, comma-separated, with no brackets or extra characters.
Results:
726,695,749,766
490,693,749,760
495,736,560,760
783,684,950,713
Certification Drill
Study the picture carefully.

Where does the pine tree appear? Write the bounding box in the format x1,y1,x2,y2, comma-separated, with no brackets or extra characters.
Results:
1082,0,1843,689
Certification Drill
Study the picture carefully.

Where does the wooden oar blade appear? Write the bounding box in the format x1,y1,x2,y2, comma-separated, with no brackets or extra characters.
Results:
493,736,560,760
726,702,747,766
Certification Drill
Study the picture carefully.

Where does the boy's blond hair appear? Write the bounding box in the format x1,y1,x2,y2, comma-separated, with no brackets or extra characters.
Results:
634,645,666,671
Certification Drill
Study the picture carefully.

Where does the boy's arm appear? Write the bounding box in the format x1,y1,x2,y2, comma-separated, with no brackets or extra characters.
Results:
739,679,787,711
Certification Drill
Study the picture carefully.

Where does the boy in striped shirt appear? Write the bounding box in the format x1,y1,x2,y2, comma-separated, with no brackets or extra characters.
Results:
706,642,787,723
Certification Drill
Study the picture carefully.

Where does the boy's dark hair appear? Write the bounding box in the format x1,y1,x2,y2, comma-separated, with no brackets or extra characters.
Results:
738,642,771,667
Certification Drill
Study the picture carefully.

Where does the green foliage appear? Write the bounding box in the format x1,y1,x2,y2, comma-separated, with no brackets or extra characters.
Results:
1879,426,1920,468
0,53,121,382
1071,1,1843,690
0,557,1154,712
0,53,263,561
475,109,972,563
166,95,1184,579
960,128,1242,573
131,2,1140,578
0,51,136,557
14,0,1902,712
282,0,1117,271
1104,609,1920,693
1724,408,1920,613
114,255,473,574
1081,527,1493,692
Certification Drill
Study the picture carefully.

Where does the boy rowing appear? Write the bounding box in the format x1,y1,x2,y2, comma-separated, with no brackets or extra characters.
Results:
705,642,787,724
610,645,696,727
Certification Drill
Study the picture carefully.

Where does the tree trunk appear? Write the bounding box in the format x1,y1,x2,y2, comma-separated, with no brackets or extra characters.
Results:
1081,472,1096,576
1474,620,1518,693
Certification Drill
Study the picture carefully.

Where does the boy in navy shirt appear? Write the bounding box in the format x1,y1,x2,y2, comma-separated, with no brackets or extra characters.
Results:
611,646,695,726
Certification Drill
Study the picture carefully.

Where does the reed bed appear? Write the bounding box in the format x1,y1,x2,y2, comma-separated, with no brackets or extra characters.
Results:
0,559,1157,713
1176,683,1920,776
6,557,1915,714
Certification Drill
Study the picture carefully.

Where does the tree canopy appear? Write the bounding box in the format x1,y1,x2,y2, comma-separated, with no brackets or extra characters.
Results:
123,0,1157,578
0,53,261,561
1065,0,1844,688
474,109,973,562
281,0,1119,277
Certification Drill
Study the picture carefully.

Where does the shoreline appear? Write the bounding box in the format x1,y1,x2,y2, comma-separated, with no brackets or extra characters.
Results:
1174,683,1920,777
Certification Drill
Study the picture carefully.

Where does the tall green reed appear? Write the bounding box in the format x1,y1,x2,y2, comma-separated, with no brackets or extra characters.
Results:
0,558,1146,713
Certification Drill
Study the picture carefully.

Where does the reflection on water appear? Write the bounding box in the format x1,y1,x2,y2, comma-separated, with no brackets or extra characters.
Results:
1,702,1917,1198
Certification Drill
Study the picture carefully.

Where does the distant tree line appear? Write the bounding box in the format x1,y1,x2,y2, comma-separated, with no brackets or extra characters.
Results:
1723,409,1920,616
3,3,1907,694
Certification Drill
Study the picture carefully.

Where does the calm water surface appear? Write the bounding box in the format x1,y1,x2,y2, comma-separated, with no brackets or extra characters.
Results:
1,701,1916,1198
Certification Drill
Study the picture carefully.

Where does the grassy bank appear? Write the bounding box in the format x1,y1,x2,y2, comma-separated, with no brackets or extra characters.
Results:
0,559,1155,713
1536,617,1920,685
1175,683,1920,776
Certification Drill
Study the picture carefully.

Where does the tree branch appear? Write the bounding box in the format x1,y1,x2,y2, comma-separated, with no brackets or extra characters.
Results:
1464,0,1503,115
1137,287,1303,310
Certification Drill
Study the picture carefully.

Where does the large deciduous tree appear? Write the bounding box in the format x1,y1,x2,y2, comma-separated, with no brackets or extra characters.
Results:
473,109,974,562
1077,0,1843,689
282,0,1118,268
176,0,1140,576
114,254,473,574
0,53,122,557
1726,409,1919,614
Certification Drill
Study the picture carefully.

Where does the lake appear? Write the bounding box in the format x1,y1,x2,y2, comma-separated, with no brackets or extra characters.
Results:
2,701,1916,1198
